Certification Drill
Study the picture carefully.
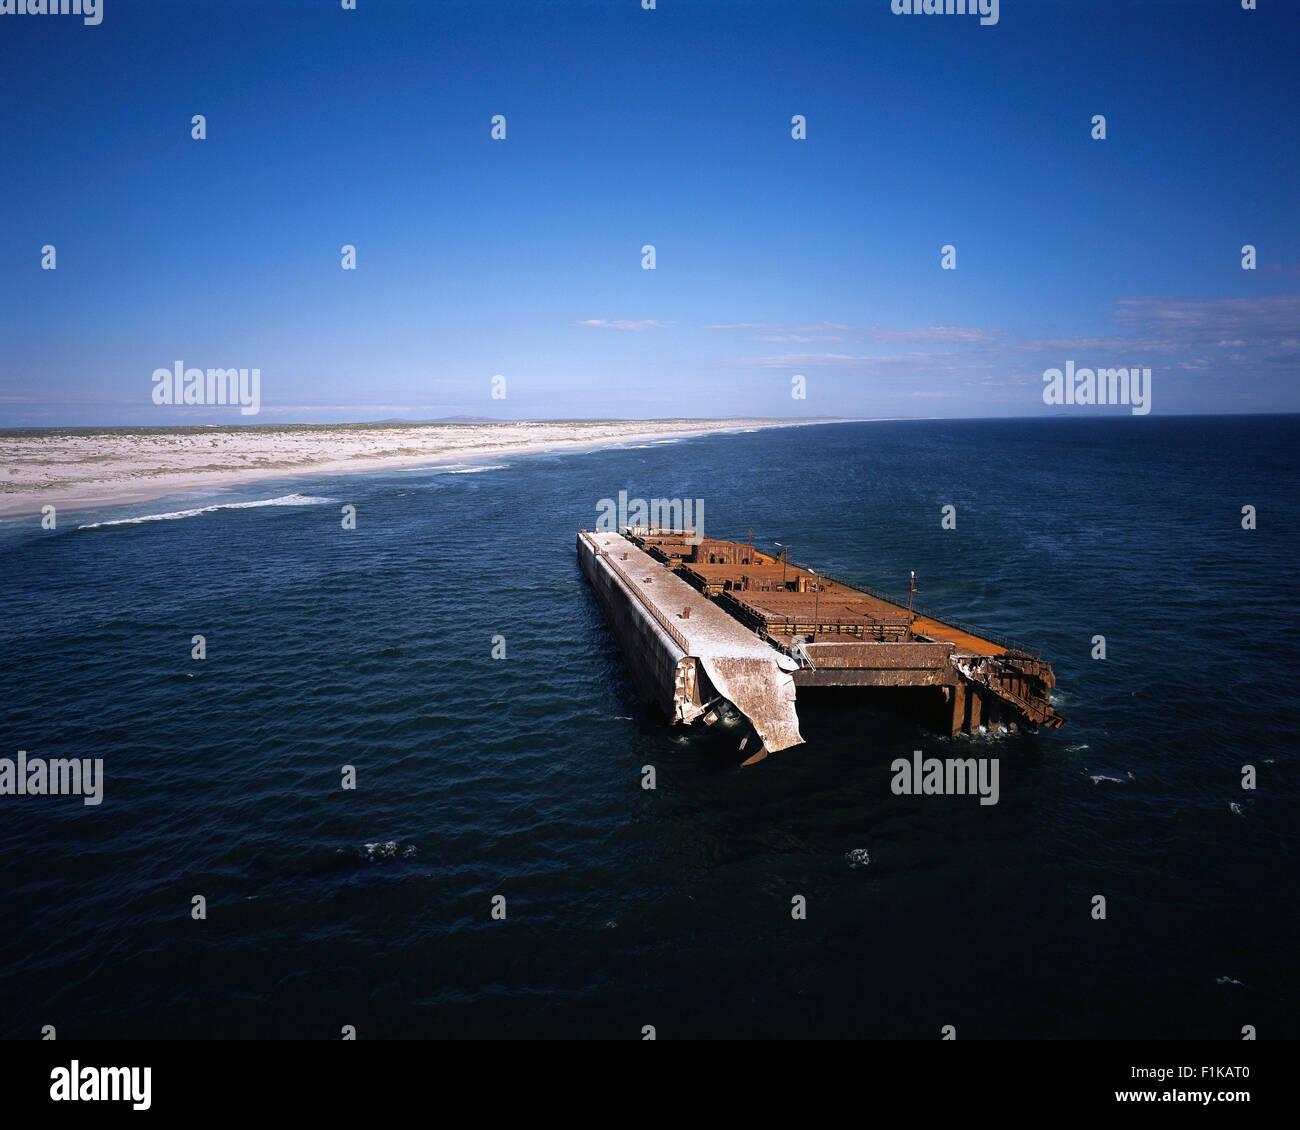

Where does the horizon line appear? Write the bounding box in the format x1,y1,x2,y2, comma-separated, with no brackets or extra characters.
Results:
1,410,1298,433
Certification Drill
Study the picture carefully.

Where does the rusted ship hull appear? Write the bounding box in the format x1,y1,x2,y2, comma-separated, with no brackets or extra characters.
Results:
578,526,1064,755
578,529,803,756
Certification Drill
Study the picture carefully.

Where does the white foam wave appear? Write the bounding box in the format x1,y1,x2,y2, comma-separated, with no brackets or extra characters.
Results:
447,464,509,474
1088,773,1126,785
78,493,334,529
845,848,871,869
362,841,417,861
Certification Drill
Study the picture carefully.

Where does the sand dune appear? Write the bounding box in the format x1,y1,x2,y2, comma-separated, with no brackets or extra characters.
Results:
0,418,833,518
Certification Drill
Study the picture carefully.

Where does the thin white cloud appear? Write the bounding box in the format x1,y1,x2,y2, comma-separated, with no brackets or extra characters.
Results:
707,321,998,345
712,295,1300,389
719,351,990,372
863,326,998,345
573,319,672,331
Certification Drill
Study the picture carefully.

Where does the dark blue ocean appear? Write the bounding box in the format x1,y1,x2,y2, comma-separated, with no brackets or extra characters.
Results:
1,417,1297,1040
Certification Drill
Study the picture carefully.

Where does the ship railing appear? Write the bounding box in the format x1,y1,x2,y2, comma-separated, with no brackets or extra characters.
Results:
594,537,692,654
623,525,699,539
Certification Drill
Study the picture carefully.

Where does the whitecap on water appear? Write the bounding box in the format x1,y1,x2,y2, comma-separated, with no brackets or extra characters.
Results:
78,493,334,529
845,848,871,869
360,841,417,861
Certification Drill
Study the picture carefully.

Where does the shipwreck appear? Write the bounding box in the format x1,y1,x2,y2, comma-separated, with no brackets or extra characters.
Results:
577,525,1064,763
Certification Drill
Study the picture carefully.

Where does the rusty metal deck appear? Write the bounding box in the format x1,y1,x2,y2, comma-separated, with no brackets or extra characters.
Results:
610,528,1065,737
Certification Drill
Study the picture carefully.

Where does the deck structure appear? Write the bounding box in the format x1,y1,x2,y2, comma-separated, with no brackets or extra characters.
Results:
577,526,1064,759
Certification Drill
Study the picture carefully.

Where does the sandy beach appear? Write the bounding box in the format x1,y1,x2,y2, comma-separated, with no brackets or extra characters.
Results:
0,418,834,519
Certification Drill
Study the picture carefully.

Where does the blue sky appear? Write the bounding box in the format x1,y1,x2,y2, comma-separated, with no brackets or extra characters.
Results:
1,0,1296,425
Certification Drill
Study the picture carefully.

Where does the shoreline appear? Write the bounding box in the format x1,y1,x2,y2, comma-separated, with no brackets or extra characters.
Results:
0,418,847,520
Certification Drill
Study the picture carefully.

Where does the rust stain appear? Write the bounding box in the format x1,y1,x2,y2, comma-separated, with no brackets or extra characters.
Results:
622,528,1065,737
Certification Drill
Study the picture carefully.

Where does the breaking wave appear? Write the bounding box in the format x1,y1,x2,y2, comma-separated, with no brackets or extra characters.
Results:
359,841,418,862
845,848,871,869
78,494,334,529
